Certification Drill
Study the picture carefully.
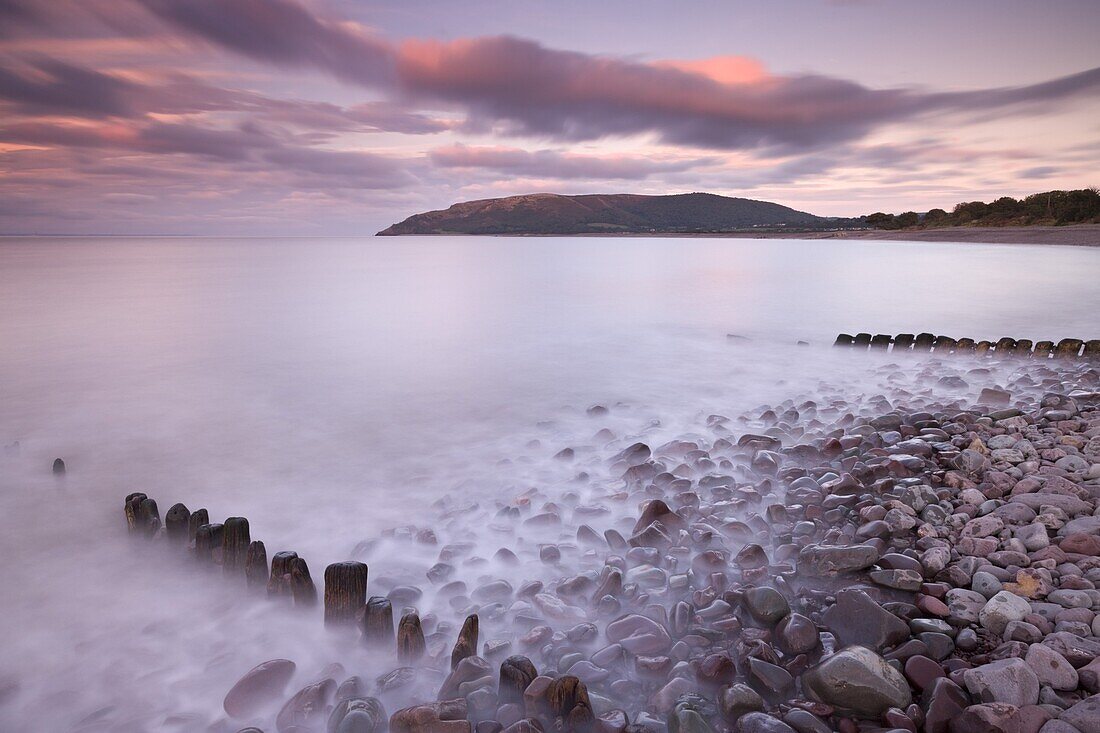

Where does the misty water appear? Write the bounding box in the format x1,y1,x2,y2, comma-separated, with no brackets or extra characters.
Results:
1,236,1098,731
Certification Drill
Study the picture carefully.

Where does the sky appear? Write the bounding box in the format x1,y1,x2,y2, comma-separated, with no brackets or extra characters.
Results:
1,0,1098,235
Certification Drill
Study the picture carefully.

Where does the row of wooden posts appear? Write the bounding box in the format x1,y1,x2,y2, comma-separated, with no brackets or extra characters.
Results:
122,492,479,669
834,333,1099,358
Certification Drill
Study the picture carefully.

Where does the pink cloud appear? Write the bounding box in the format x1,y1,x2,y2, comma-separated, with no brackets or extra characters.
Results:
132,0,1100,152
654,56,769,87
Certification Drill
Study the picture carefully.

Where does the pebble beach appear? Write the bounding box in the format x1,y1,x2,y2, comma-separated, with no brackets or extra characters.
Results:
104,348,1100,733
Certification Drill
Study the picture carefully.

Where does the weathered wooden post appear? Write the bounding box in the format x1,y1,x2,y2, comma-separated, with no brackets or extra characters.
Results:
994,337,1017,355
268,551,298,598
52,458,66,475
1085,340,1100,359
955,338,976,354
361,596,394,647
499,656,539,705
1013,339,1033,357
912,333,935,352
124,493,147,533
194,522,224,564
833,333,854,347
137,497,160,538
893,333,915,351
852,333,872,348
974,340,992,356
931,335,956,354
869,334,891,350
222,517,251,575
1033,341,1054,359
1055,338,1083,359
245,541,267,590
450,613,479,669
188,508,209,542
397,613,426,663
290,556,316,607
324,561,368,628
165,503,191,545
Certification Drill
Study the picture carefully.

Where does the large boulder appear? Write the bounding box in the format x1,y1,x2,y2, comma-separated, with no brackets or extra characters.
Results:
801,645,912,718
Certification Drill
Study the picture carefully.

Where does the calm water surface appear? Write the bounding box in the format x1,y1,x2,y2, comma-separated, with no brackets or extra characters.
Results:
0,236,1097,729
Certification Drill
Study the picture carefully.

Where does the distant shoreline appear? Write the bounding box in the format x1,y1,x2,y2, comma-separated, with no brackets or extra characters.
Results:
3,223,1098,246
742,224,1100,247
461,223,1100,246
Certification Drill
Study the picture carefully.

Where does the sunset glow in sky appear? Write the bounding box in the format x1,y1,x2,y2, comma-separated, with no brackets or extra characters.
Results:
2,0,1099,234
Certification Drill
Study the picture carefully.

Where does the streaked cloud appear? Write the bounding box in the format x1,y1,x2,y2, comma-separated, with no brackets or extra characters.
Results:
0,0,1097,233
430,144,714,180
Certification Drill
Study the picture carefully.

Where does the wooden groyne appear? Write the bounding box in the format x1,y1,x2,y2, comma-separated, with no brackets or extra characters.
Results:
833,332,1099,358
119,492,470,659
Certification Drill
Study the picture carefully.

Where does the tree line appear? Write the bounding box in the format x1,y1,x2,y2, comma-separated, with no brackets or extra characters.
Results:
864,188,1100,229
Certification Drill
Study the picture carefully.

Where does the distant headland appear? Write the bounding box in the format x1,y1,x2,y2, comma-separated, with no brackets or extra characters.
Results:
378,189,1100,243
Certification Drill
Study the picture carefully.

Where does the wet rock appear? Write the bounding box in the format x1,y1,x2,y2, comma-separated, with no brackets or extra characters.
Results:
376,667,417,694
747,658,793,696
633,499,685,534
606,614,671,654
224,659,297,719
277,678,336,733
949,703,1021,733
718,683,764,723
328,697,386,733
923,678,969,733
439,656,493,701
870,569,923,591
822,589,910,651
696,653,736,686
801,645,912,718
667,698,714,733
903,655,944,692
742,587,790,626
776,613,819,655
390,699,470,733
738,712,797,733
596,710,627,733
736,544,769,570
963,658,1040,707
782,709,830,733
797,544,880,576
